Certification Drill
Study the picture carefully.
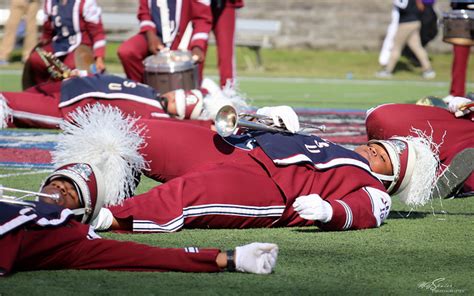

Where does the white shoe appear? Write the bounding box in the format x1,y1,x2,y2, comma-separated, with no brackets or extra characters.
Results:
422,70,436,79
375,70,392,79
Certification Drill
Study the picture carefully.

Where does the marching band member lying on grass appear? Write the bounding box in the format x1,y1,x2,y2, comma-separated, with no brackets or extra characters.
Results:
365,97,474,199
40,104,440,233
0,73,248,129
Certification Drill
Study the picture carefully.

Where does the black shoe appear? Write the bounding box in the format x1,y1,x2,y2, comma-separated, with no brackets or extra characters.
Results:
433,148,474,199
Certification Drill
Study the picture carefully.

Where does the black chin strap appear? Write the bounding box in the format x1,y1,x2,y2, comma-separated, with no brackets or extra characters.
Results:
157,95,169,113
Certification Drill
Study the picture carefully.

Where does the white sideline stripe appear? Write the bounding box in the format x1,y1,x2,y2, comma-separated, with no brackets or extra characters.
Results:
0,70,468,87
0,169,52,178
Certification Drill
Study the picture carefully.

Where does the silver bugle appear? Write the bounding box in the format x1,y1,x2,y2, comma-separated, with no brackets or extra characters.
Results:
214,105,326,137
0,185,60,201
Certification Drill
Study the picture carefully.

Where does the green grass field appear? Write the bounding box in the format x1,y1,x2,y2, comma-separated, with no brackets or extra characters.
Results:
0,47,473,295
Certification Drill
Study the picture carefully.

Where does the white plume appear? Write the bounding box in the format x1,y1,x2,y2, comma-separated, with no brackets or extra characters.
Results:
0,94,12,128
397,128,442,207
52,104,148,206
199,78,250,120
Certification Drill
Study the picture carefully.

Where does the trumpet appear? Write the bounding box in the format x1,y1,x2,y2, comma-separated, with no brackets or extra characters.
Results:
35,47,72,80
215,105,326,137
0,184,60,207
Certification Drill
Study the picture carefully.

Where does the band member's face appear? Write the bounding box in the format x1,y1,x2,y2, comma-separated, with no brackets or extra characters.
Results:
354,143,393,176
40,178,81,209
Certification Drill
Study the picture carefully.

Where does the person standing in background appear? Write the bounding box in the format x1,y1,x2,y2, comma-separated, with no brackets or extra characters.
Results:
379,4,400,67
22,0,107,88
376,0,436,79
446,0,473,97
203,0,244,89
117,0,212,84
402,0,438,66
0,0,40,65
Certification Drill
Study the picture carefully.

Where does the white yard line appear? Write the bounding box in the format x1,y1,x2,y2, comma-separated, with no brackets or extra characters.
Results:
0,169,52,178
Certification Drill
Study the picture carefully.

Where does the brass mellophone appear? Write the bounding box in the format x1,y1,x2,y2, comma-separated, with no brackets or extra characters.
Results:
35,47,72,80
0,185,59,207
215,105,326,137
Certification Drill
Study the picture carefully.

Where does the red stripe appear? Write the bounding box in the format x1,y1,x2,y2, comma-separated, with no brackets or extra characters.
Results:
0,148,52,163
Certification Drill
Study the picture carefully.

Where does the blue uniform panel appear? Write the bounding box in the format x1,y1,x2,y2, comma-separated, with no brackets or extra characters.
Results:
150,0,178,42
51,0,78,54
60,74,159,106
225,131,373,174
0,201,74,236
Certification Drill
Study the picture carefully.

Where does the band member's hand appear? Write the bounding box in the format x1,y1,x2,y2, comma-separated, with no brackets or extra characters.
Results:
191,46,205,63
146,30,165,54
443,95,473,118
256,105,300,133
293,194,333,223
235,243,279,274
95,57,106,73
91,208,114,230
455,102,474,119
37,38,50,46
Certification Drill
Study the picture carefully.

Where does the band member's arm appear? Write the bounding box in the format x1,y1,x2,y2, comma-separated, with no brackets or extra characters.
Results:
189,0,213,52
81,0,107,66
138,0,157,34
40,0,54,44
68,222,277,274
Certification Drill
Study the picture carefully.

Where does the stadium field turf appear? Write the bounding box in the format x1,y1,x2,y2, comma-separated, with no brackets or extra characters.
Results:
0,48,473,295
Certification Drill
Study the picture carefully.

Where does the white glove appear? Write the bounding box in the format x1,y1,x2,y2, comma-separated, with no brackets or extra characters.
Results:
443,95,474,118
235,242,279,274
293,194,333,223
91,208,114,231
256,106,300,133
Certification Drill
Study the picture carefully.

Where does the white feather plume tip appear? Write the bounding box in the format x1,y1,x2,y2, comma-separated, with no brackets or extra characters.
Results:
199,78,250,120
0,94,12,128
53,104,148,206
397,128,442,207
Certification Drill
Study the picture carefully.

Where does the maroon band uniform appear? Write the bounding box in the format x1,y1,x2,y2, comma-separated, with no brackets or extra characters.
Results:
25,0,106,85
117,0,212,83
0,201,220,276
366,103,474,194
108,119,392,233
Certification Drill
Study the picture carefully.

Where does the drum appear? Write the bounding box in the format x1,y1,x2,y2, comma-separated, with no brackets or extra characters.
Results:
143,50,199,95
442,9,474,46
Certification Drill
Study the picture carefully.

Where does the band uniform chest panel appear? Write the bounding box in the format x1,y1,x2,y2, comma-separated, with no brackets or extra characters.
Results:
253,132,373,174
59,75,160,108
149,0,179,45
0,202,74,236
51,0,81,55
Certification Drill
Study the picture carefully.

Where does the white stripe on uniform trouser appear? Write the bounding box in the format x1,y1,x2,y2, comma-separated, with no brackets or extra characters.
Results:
133,204,286,232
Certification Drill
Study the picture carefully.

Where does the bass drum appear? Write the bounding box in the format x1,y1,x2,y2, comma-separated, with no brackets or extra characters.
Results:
442,9,474,46
143,50,199,95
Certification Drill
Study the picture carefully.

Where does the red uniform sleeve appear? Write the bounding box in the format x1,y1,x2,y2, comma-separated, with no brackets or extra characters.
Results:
189,0,213,50
41,0,54,42
226,0,245,8
9,220,221,274
317,187,391,231
138,0,157,34
81,0,107,58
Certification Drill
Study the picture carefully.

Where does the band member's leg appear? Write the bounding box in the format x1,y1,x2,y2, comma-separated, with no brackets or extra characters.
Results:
450,45,471,97
109,157,285,232
213,5,237,88
1,88,62,128
117,34,149,82
24,44,56,88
